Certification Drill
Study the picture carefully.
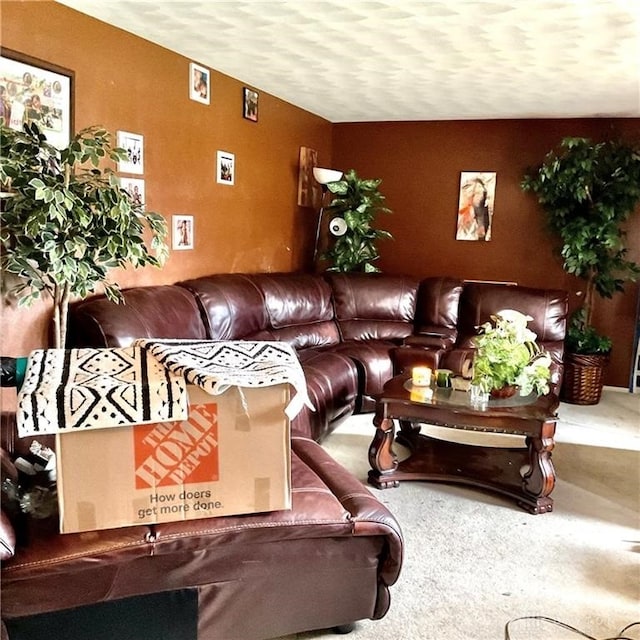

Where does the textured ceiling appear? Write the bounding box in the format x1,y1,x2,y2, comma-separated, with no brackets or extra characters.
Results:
56,0,640,122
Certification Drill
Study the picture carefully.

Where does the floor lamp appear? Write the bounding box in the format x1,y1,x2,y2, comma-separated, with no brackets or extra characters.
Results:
312,167,343,265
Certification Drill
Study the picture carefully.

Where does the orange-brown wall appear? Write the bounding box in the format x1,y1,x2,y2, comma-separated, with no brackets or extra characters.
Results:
0,1,332,371
332,120,640,387
1,1,639,392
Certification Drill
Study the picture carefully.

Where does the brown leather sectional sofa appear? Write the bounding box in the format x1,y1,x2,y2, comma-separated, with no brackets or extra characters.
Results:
67,272,568,440
1,272,568,640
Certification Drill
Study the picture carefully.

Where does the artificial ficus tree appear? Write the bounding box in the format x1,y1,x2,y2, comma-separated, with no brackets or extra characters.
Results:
522,136,640,354
1,122,168,348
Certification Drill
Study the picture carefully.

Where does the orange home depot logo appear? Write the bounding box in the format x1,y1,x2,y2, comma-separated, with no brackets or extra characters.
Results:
133,403,219,489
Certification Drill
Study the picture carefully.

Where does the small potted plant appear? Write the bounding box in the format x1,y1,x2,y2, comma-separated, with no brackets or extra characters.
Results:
321,169,393,272
1,122,169,348
471,310,553,398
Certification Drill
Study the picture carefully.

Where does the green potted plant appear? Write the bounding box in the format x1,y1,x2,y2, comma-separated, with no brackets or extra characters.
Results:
521,136,640,404
471,309,552,398
321,169,393,272
1,122,169,348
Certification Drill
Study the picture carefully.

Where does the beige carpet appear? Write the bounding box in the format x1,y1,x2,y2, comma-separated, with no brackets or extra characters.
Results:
279,388,640,640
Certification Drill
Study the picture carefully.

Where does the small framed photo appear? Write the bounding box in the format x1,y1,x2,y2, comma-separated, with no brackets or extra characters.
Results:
172,214,194,250
243,87,258,121
116,131,144,174
190,62,210,105
120,177,145,209
216,150,235,185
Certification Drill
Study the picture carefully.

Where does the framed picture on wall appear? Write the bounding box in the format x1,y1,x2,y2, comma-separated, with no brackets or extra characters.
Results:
0,48,74,149
243,87,258,121
216,150,235,185
172,214,194,250
117,131,144,174
456,171,497,241
297,146,321,208
190,62,210,105
119,177,145,210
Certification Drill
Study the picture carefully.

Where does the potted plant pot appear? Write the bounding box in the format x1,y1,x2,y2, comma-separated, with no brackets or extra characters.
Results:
560,352,610,405
490,384,518,399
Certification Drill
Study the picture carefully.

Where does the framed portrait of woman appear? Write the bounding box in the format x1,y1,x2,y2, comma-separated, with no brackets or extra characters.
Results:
456,171,497,241
172,215,194,250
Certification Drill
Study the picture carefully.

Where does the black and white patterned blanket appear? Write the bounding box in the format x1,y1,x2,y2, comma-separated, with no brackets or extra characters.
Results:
17,346,188,437
16,340,313,437
134,339,313,419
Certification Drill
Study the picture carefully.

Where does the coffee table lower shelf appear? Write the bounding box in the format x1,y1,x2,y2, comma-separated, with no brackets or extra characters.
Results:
368,421,553,514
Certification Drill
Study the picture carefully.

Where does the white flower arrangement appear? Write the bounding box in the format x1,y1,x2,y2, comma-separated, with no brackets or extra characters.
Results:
471,309,553,397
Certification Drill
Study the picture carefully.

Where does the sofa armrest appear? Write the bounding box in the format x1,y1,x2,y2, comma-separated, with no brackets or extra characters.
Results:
0,509,16,561
440,348,475,378
392,346,442,375
404,332,455,350
290,435,404,599
1,444,20,558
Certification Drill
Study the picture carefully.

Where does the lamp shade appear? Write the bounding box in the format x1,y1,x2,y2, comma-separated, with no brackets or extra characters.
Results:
329,217,348,236
313,167,343,185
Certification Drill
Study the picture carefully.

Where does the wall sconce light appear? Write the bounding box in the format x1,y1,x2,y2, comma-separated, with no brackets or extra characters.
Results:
312,167,343,264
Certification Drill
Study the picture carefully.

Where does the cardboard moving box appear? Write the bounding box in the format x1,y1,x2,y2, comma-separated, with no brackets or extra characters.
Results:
55,384,291,533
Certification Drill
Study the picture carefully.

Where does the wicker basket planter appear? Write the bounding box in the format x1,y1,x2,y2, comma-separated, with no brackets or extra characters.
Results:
560,352,610,405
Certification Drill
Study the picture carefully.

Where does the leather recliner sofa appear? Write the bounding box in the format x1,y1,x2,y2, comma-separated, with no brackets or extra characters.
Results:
66,271,569,440
1,425,403,640
1,271,568,640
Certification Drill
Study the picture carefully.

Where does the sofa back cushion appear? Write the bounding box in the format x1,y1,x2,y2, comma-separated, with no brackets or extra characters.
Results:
178,274,272,340
327,273,419,342
251,273,341,350
412,277,464,348
457,282,568,348
68,285,207,348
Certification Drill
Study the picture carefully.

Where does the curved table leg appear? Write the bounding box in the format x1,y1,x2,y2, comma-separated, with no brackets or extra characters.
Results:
520,419,556,514
368,412,400,489
395,420,422,450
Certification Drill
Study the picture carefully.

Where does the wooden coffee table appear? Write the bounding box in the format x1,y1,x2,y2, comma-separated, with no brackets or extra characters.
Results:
367,374,559,514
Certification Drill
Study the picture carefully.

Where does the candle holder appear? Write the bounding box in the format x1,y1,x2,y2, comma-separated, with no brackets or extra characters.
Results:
411,366,432,387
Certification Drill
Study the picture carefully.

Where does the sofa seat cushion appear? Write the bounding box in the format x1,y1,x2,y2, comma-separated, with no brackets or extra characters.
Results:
1,438,402,639
294,350,358,441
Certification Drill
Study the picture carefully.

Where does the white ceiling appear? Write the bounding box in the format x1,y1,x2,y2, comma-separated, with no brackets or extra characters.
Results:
56,0,640,122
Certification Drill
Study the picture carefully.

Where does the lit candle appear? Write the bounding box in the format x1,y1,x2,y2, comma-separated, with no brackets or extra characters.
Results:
412,366,432,387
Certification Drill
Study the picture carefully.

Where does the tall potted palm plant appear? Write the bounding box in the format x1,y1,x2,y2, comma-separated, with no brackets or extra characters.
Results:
1,122,168,348
522,136,640,404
